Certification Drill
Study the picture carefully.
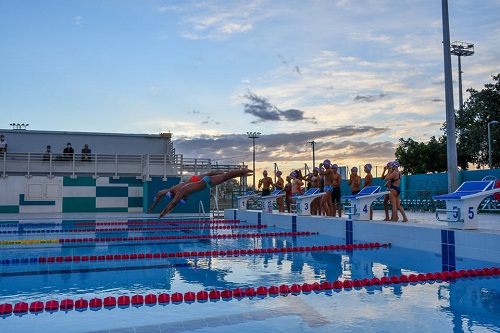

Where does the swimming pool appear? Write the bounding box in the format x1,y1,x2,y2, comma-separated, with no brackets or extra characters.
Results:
0,216,499,333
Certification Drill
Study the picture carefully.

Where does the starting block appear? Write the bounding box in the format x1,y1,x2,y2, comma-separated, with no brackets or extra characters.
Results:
343,186,389,221
433,181,498,229
236,191,259,210
261,190,285,213
295,188,324,216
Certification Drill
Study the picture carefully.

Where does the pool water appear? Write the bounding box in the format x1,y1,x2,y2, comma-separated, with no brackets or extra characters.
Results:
0,218,499,333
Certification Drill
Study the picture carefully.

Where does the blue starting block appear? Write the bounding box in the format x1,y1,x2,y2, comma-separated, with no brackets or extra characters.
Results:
343,186,389,221
236,191,259,210
295,188,324,216
433,181,498,229
261,190,285,213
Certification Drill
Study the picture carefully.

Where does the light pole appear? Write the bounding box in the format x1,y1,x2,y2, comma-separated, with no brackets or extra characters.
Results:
488,120,499,169
247,132,260,188
442,0,458,192
307,141,316,168
451,41,474,110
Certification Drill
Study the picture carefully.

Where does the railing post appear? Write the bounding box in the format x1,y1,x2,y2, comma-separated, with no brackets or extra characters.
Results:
93,153,98,179
26,152,31,179
48,153,53,179
114,154,118,179
163,154,168,181
1,152,6,179
71,153,76,179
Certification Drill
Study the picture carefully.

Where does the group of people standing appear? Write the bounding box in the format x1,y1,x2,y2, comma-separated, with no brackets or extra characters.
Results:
257,160,372,217
257,159,408,222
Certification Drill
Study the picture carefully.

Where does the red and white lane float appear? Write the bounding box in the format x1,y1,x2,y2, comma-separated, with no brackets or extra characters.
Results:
1,266,498,317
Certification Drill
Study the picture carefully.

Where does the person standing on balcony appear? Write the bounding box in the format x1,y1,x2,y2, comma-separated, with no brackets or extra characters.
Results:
0,135,7,153
63,143,74,161
81,144,92,161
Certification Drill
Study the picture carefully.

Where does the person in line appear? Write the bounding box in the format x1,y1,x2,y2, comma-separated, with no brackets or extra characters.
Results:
363,164,373,188
0,135,7,153
363,163,374,220
381,162,393,221
158,168,253,218
319,160,334,216
43,145,52,161
284,175,293,213
384,162,408,222
63,143,74,161
347,166,362,195
273,170,285,212
331,164,342,217
81,144,92,161
258,170,274,196
310,167,322,215
148,171,225,213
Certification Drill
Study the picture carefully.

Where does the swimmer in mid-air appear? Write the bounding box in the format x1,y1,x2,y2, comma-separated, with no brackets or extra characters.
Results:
147,171,224,213
158,168,253,218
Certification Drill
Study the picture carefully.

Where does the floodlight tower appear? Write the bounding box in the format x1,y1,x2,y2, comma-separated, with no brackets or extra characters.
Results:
451,41,474,110
247,132,260,188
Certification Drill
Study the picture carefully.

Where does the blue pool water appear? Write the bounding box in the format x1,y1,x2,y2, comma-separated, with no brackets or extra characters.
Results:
0,217,499,333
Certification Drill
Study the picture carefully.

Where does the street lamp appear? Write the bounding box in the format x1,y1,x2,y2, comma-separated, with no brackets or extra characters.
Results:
451,41,474,110
307,141,316,168
488,120,499,169
247,132,260,188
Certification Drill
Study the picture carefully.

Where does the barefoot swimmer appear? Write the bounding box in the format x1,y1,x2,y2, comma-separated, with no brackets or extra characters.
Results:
147,171,224,213
158,168,253,218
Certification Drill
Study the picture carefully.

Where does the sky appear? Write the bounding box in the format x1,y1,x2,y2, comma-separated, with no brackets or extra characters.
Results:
1,0,500,183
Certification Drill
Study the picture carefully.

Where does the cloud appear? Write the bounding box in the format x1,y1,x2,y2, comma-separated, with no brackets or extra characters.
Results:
173,127,393,170
243,92,316,123
354,93,389,102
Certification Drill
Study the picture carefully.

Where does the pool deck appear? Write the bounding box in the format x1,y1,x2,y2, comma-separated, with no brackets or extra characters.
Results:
0,210,499,235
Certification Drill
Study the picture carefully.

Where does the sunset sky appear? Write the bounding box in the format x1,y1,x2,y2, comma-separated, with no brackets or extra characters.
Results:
1,0,499,184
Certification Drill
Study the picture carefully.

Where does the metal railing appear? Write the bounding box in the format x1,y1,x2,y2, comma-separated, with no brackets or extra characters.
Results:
0,152,242,180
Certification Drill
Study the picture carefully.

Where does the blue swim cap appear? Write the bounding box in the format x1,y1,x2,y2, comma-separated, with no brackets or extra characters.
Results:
351,167,358,172
277,170,282,175
180,199,186,204
323,159,331,166
165,192,172,198
263,170,268,174
313,167,319,172
290,171,297,177
364,164,372,171
332,164,338,169
393,161,400,167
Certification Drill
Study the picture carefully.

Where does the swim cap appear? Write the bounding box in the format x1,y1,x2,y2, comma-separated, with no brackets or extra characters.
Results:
393,161,400,167
263,170,268,174
364,163,372,171
290,171,297,177
323,159,331,166
165,192,172,198
180,199,186,204
313,167,319,172
387,162,394,167
332,164,338,169
190,175,200,182
277,170,282,175
351,167,358,172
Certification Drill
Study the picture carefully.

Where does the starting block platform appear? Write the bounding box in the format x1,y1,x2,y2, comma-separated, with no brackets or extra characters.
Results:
236,191,260,210
343,186,389,221
295,188,324,216
434,181,499,229
261,190,285,213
